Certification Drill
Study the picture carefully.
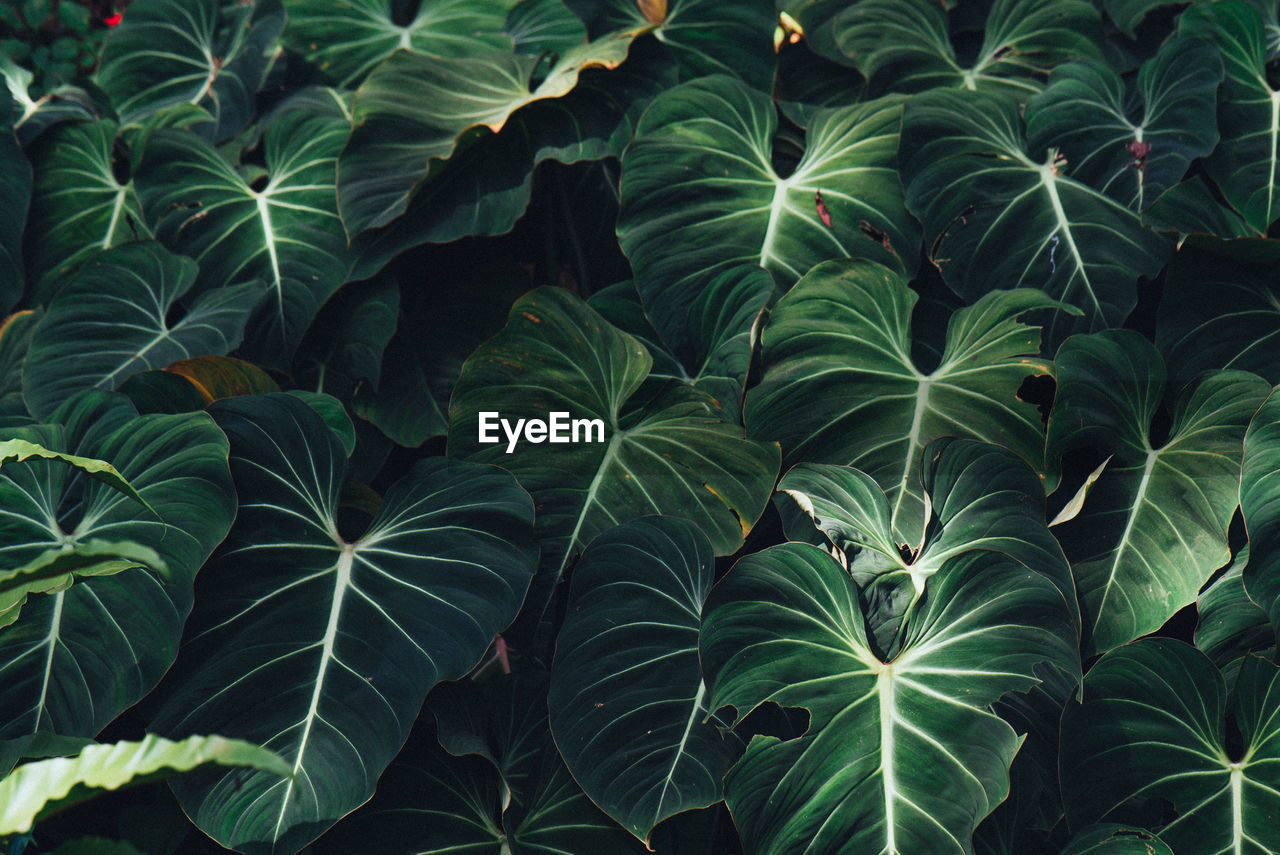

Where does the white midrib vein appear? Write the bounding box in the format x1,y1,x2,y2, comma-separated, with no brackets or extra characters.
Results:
1039,160,1103,321
653,680,707,823
559,430,623,577
1267,91,1279,228
1094,448,1157,639
1229,763,1244,855
35,592,66,729
255,192,285,331
272,545,353,841
889,374,931,540
759,176,791,269
103,188,127,249
878,666,898,855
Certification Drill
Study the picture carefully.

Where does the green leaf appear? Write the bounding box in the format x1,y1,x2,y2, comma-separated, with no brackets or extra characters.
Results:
0,309,39,422
23,120,151,295
589,266,773,424
293,275,398,401
338,22,650,236
0,83,31,314
1025,38,1222,211
95,0,283,141
280,0,521,88
1197,546,1274,670
1156,236,1280,386
745,259,1065,546
596,0,776,90
151,394,537,854
134,89,354,368
618,78,919,348
701,545,1078,855
1061,825,1174,855
0,734,290,836
833,0,1101,98
548,516,740,842
777,438,1078,654
1103,0,1181,38
1062,640,1280,855
506,0,589,54
449,287,779,600
900,89,1172,346
0,436,151,512
0,394,235,738
0,539,161,630
1143,175,1255,239
22,241,263,420
1243,388,1280,631
1181,2,1280,234
1047,330,1270,653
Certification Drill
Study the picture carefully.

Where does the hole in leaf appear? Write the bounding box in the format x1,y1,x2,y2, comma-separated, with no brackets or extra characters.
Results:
1016,373,1056,426
389,0,422,26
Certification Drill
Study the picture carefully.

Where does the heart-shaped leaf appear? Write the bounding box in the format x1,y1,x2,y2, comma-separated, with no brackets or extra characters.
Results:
1025,38,1222,211
1048,330,1270,653
833,0,1101,97
95,0,283,141
280,0,521,88
701,544,1078,854
449,287,779,597
901,89,1172,346
1062,639,1280,855
0,392,235,738
1181,2,1280,234
618,78,919,347
777,437,1078,655
745,259,1065,545
1242,388,1280,631
22,120,152,295
548,516,740,842
134,89,353,368
22,241,263,420
151,393,537,854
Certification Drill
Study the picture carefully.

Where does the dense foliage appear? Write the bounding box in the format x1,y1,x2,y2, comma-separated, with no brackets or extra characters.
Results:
1,0,1279,852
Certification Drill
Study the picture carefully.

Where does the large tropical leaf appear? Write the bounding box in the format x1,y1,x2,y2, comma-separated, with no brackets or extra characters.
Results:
1242,388,1280,631
1047,330,1270,654
337,19,651,236
701,544,1078,855
618,78,919,347
151,394,538,854
595,0,776,90
1061,639,1280,855
900,89,1172,346
22,120,152,295
1196,546,1274,671
1156,236,1280,386
832,0,1101,97
134,89,353,368
1181,2,1280,234
449,287,779,597
745,259,1065,545
548,516,740,842
21,241,263,420
1025,38,1222,211
95,0,283,141
0,84,30,314
0,734,289,836
777,438,1078,654
0,392,235,738
280,0,521,88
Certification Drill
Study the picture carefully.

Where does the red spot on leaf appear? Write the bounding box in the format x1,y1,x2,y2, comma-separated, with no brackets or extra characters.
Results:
815,190,831,228
104,11,123,26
